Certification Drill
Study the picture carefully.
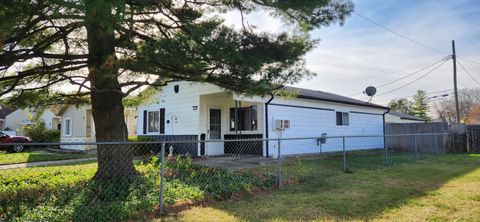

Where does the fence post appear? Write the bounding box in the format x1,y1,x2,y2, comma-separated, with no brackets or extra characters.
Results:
451,133,455,153
414,135,417,161
277,138,282,189
384,135,388,166
435,134,439,155
159,141,166,214
342,136,347,172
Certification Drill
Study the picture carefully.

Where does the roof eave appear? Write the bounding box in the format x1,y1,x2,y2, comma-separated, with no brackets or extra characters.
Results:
296,95,388,110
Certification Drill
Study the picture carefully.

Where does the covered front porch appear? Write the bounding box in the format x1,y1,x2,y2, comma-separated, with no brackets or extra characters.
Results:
198,92,265,157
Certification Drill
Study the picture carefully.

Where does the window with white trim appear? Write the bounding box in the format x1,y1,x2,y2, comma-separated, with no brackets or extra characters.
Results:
64,118,71,136
147,111,160,133
336,111,349,126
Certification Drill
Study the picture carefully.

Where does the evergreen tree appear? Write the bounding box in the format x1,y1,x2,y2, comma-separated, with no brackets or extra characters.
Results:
411,90,430,121
0,0,354,179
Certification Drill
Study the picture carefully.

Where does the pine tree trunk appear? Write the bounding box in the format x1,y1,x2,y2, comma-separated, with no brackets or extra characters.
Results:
85,0,136,179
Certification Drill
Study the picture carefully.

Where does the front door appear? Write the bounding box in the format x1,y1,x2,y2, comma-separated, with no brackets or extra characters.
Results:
209,108,221,140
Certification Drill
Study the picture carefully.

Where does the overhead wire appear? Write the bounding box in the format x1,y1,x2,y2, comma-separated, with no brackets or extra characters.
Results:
367,89,453,102
457,59,480,87
353,12,449,55
376,56,450,88
375,59,449,97
348,56,451,97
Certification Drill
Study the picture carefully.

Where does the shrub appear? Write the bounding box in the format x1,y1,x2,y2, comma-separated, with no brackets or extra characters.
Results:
129,136,157,156
22,121,60,143
1,157,275,221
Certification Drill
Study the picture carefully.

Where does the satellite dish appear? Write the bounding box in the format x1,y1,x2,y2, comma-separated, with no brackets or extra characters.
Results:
364,86,377,97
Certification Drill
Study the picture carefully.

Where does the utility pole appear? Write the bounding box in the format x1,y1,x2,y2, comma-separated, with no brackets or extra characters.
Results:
452,40,460,123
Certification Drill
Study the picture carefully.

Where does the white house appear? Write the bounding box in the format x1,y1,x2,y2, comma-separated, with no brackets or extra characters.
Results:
37,109,62,130
4,108,61,135
0,106,14,132
58,105,137,150
136,81,389,157
4,109,36,134
385,111,426,123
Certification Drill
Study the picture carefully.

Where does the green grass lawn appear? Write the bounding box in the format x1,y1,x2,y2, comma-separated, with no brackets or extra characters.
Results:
0,149,95,165
164,152,480,222
0,156,273,221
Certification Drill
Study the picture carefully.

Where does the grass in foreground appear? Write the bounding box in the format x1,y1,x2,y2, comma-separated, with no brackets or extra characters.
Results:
164,152,480,222
0,157,274,221
0,149,95,165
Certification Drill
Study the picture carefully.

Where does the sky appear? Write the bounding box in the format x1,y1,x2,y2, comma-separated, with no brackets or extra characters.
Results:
221,0,480,105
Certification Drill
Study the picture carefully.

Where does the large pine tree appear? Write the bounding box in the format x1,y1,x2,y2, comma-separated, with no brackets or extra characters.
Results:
0,0,354,179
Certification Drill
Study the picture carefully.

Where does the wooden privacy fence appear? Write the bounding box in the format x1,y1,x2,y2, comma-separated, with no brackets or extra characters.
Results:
467,125,480,152
385,122,454,153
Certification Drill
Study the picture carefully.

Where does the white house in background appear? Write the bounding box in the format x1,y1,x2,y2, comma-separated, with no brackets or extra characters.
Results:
136,81,389,157
0,106,14,132
37,109,62,130
4,108,61,135
58,105,137,150
385,111,426,123
4,109,34,134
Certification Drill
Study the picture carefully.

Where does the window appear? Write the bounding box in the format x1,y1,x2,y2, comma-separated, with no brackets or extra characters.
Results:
147,111,160,133
64,118,71,136
230,105,257,131
336,111,349,126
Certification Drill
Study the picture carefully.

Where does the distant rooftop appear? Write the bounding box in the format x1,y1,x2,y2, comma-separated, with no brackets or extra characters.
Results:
387,111,426,121
0,106,14,119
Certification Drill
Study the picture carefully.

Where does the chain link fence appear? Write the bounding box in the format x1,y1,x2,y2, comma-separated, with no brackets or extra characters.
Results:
0,132,457,221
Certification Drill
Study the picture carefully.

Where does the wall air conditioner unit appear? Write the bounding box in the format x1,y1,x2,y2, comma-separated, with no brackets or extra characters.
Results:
274,119,290,130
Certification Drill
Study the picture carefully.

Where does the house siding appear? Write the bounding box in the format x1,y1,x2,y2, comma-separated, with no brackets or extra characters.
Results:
4,109,30,133
266,97,386,157
136,81,225,136
136,81,387,157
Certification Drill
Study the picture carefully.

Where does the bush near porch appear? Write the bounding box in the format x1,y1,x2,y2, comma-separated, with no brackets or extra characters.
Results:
0,157,274,222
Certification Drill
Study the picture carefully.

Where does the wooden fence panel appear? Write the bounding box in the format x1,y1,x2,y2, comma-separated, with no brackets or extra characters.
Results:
385,122,451,153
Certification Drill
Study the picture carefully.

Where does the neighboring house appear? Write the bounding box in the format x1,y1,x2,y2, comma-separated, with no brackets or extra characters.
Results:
0,106,14,132
58,105,137,150
4,109,33,134
36,108,62,130
385,111,426,123
136,81,389,157
4,108,62,134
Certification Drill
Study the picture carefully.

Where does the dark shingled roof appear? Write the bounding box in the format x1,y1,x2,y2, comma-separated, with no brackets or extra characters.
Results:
283,86,388,110
0,106,14,119
387,111,426,121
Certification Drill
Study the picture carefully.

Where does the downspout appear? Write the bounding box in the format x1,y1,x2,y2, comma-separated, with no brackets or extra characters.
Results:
265,93,274,157
383,108,390,149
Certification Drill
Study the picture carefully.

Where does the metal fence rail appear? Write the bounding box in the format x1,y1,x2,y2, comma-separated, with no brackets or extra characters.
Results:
0,132,461,221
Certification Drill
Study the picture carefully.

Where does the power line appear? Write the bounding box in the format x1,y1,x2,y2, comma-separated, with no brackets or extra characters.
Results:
457,59,480,87
366,89,453,102
353,12,448,55
348,56,450,97
457,56,480,67
376,59,449,97
376,56,450,88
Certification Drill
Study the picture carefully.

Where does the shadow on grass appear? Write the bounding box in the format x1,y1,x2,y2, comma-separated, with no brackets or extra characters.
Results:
208,152,480,221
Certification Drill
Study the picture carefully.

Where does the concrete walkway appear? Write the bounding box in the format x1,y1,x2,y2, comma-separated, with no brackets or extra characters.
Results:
0,157,96,170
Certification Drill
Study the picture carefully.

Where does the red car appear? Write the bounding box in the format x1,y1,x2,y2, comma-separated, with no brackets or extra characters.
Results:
0,132,32,152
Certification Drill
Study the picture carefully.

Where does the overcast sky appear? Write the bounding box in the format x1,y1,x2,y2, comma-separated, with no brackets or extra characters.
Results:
222,0,480,105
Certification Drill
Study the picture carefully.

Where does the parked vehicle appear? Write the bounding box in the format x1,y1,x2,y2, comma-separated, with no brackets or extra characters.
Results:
0,132,32,152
